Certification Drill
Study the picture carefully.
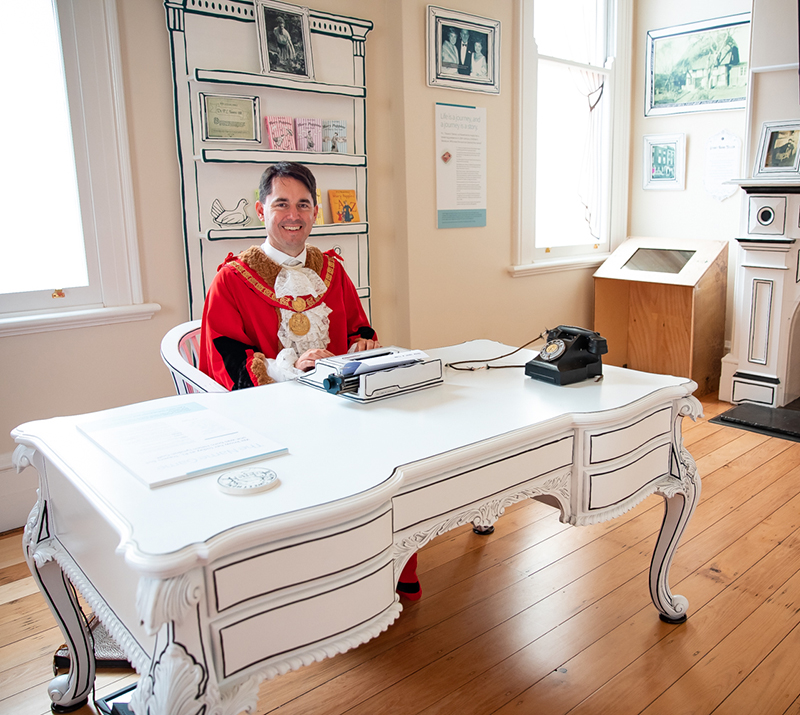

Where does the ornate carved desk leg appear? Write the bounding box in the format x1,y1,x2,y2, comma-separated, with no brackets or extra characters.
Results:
17,447,96,713
649,397,702,624
129,573,260,715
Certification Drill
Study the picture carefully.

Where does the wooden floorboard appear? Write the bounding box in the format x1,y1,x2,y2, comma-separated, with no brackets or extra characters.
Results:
4,396,800,715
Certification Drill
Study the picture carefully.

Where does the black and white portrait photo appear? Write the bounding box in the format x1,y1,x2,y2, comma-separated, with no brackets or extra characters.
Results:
428,6,500,94
255,1,314,79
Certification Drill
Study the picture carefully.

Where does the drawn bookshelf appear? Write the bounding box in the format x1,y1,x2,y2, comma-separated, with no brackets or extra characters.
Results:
164,1,373,319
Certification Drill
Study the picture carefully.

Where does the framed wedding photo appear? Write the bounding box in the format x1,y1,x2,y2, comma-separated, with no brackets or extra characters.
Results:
427,6,500,94
753,121,800,178
254,0,314,80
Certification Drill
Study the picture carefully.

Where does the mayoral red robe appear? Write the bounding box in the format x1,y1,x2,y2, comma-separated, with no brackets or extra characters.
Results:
199,245,374,390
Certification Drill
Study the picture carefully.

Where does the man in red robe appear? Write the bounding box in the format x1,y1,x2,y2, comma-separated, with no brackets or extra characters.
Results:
199,162,420,600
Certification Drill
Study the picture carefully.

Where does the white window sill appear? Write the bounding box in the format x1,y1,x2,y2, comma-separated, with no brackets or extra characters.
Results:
507,255,608,277
0,303,161,338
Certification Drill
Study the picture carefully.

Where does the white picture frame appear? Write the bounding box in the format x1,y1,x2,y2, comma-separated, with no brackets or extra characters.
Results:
427,6,500,94
643,134,686,190
753,120,800,179
645,13,750,117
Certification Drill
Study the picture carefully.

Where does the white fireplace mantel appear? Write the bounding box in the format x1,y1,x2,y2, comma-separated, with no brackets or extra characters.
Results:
721,183,800,407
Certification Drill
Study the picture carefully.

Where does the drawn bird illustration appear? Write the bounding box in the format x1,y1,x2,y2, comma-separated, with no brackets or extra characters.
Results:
211,198,249,226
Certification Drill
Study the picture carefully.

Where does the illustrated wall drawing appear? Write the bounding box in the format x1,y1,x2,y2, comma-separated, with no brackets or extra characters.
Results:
164,0,373,319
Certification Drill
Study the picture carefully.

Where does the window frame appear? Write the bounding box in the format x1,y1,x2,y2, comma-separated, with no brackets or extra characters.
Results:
509,0,632,277
0,0,159,337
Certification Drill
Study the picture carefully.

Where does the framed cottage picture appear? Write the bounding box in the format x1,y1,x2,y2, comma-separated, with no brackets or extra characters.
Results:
753,121,800,178
427,6,500,94
645,13,750,116
254,0,314,80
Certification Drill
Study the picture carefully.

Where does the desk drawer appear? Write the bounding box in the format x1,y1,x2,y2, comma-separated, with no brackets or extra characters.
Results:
215,562,395,679
392,436,573,531
211,510,392,613
586,407,671,465
587,443,671,510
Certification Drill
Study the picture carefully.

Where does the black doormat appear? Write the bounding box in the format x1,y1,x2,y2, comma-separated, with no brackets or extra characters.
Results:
710,402,800,442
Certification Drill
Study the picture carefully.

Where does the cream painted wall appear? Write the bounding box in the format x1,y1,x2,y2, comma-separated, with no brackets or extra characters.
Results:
747,0,800,171
0,0,601,530
0,0,189,531
630,0,751,342
372,0,595,351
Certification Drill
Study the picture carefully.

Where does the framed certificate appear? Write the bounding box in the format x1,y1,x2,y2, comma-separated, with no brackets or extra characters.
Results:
199,93,261,142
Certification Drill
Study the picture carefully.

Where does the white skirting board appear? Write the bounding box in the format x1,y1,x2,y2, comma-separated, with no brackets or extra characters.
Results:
0,452,37,533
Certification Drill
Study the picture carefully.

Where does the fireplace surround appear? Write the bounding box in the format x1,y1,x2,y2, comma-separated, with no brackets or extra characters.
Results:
720,183,800,407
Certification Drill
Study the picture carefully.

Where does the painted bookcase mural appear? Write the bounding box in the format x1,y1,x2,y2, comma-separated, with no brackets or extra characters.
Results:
164,0,373,318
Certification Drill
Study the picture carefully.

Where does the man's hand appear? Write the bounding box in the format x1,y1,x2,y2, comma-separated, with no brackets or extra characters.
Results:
351,338,382,353
295,348,334,372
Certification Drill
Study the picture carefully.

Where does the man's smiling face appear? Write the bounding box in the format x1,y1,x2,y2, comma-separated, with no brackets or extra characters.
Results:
256,176,319,257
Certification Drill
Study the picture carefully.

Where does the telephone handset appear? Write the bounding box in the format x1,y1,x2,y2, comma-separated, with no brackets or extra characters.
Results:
525,325,608,385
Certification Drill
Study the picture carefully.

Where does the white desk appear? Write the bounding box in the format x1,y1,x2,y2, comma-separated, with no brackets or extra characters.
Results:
13,341,701,715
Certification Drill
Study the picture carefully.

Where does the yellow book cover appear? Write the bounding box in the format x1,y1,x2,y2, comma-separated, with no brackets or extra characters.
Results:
328,190,360,223
315,189,324,224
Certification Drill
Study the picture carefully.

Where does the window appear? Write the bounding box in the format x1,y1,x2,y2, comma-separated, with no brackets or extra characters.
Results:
0,0,159,336
511,0,632,276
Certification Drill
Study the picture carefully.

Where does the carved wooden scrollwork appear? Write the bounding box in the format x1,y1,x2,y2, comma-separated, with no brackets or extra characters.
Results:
129,642,206,715
394,470,571,570
136,571,204,635
206,674,261,715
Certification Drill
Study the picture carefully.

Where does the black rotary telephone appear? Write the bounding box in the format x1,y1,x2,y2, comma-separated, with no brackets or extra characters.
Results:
525,325,608,386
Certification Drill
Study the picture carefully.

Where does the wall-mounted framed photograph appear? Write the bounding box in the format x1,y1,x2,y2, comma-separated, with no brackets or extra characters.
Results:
427,6,500,94
199,93,261,142
753,121,800,178
254,0,314,80
645,13,750,116
643,134,686,190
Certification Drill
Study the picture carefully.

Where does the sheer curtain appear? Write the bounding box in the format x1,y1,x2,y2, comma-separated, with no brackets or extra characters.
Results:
573,68,605,242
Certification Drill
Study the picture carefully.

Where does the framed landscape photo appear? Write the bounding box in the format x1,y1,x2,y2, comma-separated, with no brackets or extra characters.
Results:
199,94,261,142
645,13,750,116
427,6,500,94
254,0,314,80
643,134,686,190
754,121,800,178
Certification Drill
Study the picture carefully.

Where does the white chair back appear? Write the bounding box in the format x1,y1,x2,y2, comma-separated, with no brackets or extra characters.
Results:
160,320,227,394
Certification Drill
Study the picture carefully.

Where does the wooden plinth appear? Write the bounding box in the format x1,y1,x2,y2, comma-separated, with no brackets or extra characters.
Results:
594,242,727,397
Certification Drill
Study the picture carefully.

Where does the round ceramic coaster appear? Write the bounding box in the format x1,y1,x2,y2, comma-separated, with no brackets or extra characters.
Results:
217,468,279,495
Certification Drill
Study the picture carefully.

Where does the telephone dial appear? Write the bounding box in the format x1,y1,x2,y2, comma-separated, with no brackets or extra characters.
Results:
525,325,608,386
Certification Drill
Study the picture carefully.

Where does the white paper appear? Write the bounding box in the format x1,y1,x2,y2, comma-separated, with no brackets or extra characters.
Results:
435,103,487,228
704,130,742,202
78,402,286,488
343,349,429,376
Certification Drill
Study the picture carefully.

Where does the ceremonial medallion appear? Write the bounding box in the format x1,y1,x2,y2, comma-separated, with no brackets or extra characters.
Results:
217,468,279,495
289,311,311,336
292,297,307,312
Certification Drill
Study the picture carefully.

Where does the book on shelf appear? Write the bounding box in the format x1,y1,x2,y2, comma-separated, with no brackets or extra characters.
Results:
315,189,324,224
322,120,347,153
77,402,287,488
295,118,323,152
328,189,360,223
264,116,296,150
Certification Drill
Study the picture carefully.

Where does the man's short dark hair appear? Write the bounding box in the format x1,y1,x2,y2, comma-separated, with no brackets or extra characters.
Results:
259,162,317,205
